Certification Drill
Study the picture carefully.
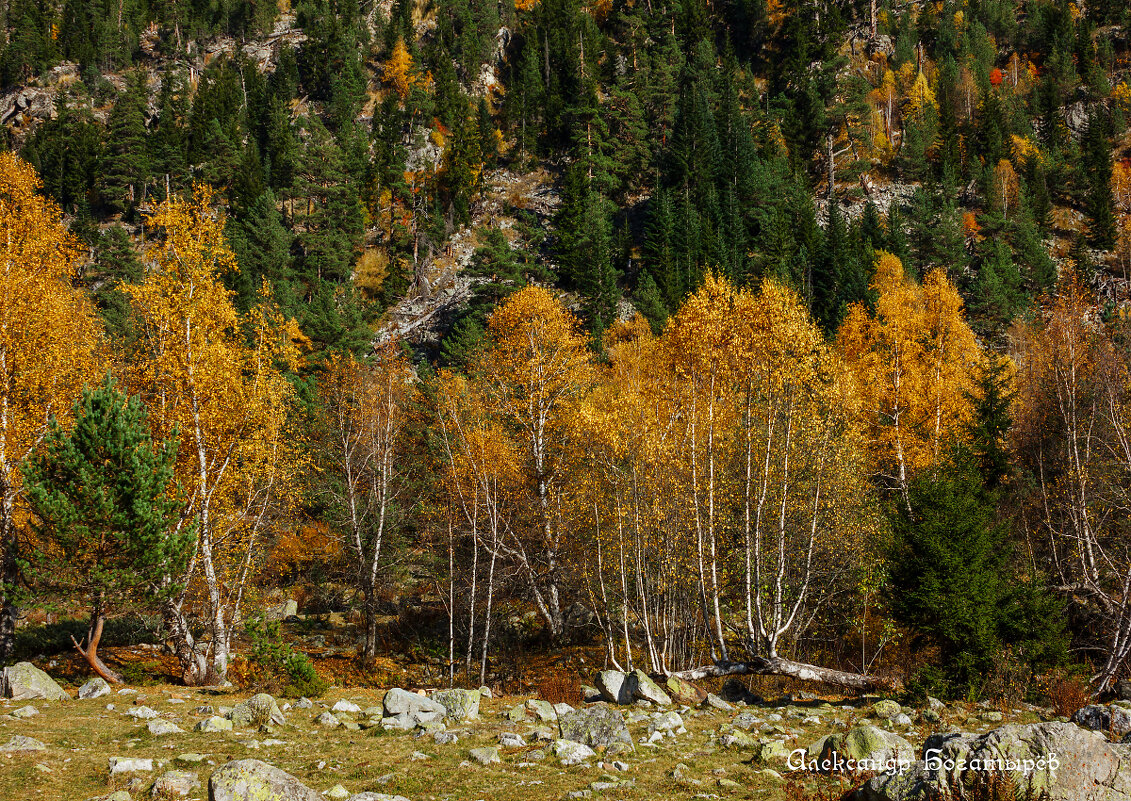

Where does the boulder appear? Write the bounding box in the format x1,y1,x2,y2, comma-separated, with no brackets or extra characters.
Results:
331,700,362,714
499,732,527,748
552,738,596,766
150,770,200,798
195,716,233,733
0,662,70,701
648,711,685,734
265,599,299,621
860,722,1131,801
12,705,37,718
628,670,671,706
432,688,480,721
78,677,112,699
664,676,707,706
558,705,633,749
0,735,47,753
147,719,185,736
595,671,632,705
230,694,286,728
313,712,341,728
208,759,321,801
1072,704,1131,738
525,699,556,721
817,726,915,773
703,693,733,711
1116,680,1131,702
109,757,154,776
382,688,445,726
580,685,603,704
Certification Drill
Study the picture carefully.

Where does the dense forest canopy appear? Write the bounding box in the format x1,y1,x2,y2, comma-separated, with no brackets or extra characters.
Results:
1,0,1131,703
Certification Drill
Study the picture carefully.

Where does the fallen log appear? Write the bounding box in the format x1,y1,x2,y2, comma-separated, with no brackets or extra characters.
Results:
669,656,900,694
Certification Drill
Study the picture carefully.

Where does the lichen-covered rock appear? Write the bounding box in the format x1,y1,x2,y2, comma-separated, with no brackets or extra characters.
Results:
558,705,633,749
150,769,200,798
1072,704,1131,738
468,746,500,766
716,730,758,749
817,726,914,773
195,716,233,733
432,688,480,721
553,739,596,766
859,722,1131,801
78,677,112,699
313,712,341,728
108,757,154,776
229,694,286,729
208,759,321,801
525,699,555,722
628,670,671,706
595,671,632,705
147,719,185,736
703,693,732,711
0,662,70,701
382,688,445,726
871,700,902,721
0,735,46,753
664,676,706,706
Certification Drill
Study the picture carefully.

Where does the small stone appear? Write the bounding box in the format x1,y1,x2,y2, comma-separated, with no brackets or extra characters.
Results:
12,705,38,718
147,719,185,736
295,697,314,709
331,700,362,714
892,713,913,727
499,732,527,748
175,753,206,764
410,751,430,761
108,757,154,776
325,784,351,800
78,677,112,699
126,706,159,720
981,710,1004,723
468,746,500,766
313,711,341,728
871,699,902,720
478,686,492,699
433,730,458,745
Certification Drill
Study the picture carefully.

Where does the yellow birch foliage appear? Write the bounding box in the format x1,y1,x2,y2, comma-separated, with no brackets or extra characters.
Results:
125,185,301,678
0,152,103,546
836,252,983,496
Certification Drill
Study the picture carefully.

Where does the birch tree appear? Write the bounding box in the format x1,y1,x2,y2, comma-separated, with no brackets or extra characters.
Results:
126,186,301,684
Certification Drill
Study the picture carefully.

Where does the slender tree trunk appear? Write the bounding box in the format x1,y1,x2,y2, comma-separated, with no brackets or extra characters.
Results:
0,527,18,660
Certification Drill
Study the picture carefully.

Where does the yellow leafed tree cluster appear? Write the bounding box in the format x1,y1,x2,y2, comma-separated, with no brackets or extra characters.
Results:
431,265,981,681
0,153,103,657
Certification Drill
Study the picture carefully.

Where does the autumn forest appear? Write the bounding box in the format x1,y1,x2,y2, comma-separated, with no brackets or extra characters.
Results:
2,0,1131,714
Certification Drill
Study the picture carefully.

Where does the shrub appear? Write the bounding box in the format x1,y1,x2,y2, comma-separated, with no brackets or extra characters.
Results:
241,616,328,698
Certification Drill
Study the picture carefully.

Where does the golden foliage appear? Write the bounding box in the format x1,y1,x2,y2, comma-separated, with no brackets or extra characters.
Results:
836,252,983,496
125,185,301,677
383,38,415,101
0,152,103,540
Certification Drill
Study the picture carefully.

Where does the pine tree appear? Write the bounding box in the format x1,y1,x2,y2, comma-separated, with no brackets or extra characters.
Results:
1082,111,1117,249
99,71,151,214
889,452,1011,696
23,376,192,682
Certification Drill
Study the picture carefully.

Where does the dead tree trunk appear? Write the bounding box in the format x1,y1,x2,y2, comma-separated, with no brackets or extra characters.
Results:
670,656,900,693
